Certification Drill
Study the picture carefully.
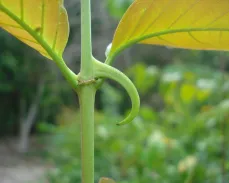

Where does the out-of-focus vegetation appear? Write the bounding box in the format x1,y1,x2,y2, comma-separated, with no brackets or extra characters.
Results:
106,0,133,19
0,0,229,182
45,60,229,183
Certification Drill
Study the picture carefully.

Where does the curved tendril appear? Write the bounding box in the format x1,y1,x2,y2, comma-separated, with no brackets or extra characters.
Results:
95,45,115,89
93,58,140,125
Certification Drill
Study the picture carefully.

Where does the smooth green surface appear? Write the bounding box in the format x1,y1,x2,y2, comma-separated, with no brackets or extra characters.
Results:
78,86,96,183
80,0,93,80
94,59,140,125
55,57,78,91
78,0,95,183
78,0,140,180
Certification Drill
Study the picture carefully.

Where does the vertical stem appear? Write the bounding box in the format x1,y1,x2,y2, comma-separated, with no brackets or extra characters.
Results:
78,86,95,183
80,0,93,79
80,0,94,183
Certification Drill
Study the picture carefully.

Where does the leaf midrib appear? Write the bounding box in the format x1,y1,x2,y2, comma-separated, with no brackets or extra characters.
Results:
0,3,60,62
108,27,229,64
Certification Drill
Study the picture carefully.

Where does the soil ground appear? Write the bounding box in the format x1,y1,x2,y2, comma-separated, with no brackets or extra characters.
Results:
0,137,51,183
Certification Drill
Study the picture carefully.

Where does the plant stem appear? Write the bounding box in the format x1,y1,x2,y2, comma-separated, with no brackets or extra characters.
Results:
94,59,140,125
55,57,78,90
80,0,93,79
78,86,95,183
79,0,94,183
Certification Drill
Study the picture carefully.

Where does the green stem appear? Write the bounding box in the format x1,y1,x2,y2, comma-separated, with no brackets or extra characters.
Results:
55,57,78,91
79,0,94,183
80,0,93,79
94,59,140,125
78,86,96,183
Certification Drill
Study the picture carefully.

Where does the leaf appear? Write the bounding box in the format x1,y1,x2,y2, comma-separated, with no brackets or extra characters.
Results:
0,0,69,60
99,177,116,183
108,0,229,61
180,84,197,103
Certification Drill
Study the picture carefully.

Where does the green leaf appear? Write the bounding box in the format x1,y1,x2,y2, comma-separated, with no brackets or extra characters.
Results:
0,0,69,60
180,84,197,103
108,0,229,63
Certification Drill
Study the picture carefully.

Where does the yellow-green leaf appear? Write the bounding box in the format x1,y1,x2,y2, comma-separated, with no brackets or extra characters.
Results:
99,177,116,183
180,84,196,103
109,0,229,61
0,0,69,60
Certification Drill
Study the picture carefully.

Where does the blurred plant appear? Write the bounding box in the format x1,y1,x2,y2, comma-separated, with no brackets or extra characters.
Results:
106,0,133,19
47,62,229,183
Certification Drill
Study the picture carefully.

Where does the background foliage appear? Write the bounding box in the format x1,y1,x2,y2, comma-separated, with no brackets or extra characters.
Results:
0,0,229,183
46,61,229,183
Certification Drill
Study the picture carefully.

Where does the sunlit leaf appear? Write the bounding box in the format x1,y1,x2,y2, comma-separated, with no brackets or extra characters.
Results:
99,177,116,183
0,0,69,60
109,0,229,61
180,84,196,103
196,89,210,101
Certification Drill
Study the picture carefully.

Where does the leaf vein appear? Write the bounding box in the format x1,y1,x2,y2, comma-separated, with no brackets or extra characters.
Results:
168,0,200,29
188,32,204,45
52,6,60,51
190,0,220,27
20,0,24,21
126,1,155,42
15,35,38,44
157,35,174,45
41,0,45,36
141,0,174,35
205,9,229,28
0,23,23,29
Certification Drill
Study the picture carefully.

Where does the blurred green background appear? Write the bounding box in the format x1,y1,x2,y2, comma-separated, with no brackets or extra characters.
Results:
0,0,229,183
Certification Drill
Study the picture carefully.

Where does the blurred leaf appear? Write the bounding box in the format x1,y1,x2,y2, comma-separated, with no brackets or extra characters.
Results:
0,0,69,60
197,99,229,122
107,0,133,19
196,89,210,101
99,177,116,183
101,83,122,116
47,63,229,183
36,122,56,133
127,63,159,94
180,84,196,103
109,0,229,60
139,105,157,121
161,71,182,83
0,83,14,92
178,155,197,173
